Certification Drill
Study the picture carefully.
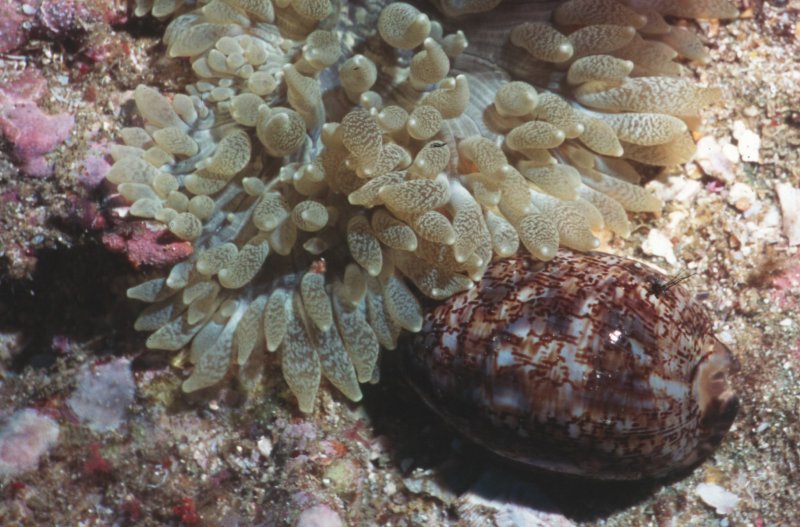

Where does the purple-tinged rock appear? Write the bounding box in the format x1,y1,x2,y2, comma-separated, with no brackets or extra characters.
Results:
0,0,34,53
67,358,136,433
0,409,60,477
296,504,343,527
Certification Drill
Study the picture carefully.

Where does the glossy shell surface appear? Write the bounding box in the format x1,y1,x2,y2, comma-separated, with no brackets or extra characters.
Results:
402,251,739,479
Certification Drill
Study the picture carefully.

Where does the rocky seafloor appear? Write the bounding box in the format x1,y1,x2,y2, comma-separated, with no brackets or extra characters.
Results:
1,0,799,525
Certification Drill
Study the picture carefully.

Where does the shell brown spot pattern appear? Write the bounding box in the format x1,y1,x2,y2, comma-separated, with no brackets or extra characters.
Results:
402,250,739,480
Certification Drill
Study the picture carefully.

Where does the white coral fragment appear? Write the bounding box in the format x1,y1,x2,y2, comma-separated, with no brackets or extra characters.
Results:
695,482,740,515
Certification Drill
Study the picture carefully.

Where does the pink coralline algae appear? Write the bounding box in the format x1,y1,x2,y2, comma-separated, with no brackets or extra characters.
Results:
67,358,136,433
0,69,74,177
77,142,113,190
0,0,31,53
0,409,60,477
102,218,195,270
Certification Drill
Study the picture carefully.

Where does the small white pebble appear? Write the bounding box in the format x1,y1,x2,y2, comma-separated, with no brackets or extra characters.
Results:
776,182,800,246
742,105,759,117
641,229,677,266
648,175,701,205
696,482,740,515
383,480,397,495
694,136,736,183
257,436,273,458
732,120,760,163
717,330,735,345
726,182,756,212
722,143,739,164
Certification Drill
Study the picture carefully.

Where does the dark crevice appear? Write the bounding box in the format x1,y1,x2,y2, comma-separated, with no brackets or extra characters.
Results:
0,242,141,371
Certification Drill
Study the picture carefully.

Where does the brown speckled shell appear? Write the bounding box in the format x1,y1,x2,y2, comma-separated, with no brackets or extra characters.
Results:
402,251,738,479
